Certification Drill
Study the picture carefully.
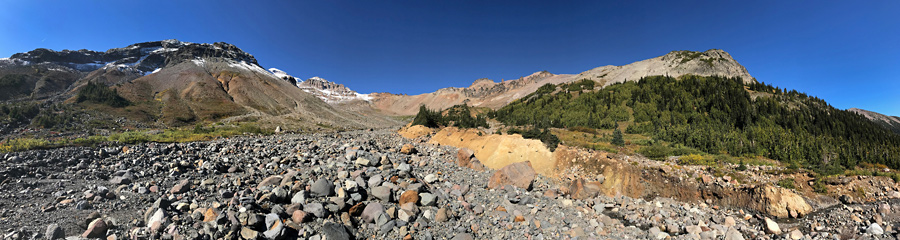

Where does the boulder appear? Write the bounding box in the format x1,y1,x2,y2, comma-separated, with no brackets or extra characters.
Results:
752,184,812,218
81,218,108,238
311,178,335,197
488,161,537,190
457,148,475,167
291,210,310,223
724,227,744,240
419,193,437,206
763,217,781,234
789,229,803,239
322,222,351,240
170,179,191,194
361,203,386,223
399,190,419,206
45,224,65,240
371,186,392,202
468,158,485,171
257,175,284,189
400,144,417,154
568,178,602,200
868,223,884,235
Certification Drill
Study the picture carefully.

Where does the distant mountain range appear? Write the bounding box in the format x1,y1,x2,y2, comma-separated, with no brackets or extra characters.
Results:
1,40,896,134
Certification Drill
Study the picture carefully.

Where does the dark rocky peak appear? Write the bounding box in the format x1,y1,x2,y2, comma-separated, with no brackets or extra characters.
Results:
5,39,261,73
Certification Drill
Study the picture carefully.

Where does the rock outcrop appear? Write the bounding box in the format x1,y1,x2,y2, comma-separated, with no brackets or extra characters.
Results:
751,184,813,219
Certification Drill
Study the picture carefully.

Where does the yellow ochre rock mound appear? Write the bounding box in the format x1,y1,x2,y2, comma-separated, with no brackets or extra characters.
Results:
426,127,557,175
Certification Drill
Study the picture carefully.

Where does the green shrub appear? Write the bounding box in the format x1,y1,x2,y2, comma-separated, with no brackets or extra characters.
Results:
638,145,671,160
76,81,130,107
411,105,487,129
566,79,595,92
813,179,828,194
777,178,795,189
611,128,625,146
736,161,748,171
568,126,598,135
679,154,713,166
507,127,560,151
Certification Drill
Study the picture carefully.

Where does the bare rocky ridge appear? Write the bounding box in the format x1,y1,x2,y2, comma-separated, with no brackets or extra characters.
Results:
297,77,372,104
0,40,398,130
370,49,754,115
850,108,900,134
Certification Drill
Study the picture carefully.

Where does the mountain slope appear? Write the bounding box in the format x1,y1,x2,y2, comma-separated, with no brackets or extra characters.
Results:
370,49,754,115
0,40,397,129
849,108,900,134
491,75,900,172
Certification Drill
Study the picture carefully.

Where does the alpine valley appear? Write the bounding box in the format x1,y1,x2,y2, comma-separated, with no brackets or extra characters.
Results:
2,40,900,240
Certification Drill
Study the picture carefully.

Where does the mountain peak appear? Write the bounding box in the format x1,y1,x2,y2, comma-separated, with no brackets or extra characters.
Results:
5,39,260,74
573,48,754,86
297,76,371,103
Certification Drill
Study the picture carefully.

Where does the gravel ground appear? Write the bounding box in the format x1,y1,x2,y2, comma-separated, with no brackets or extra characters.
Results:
0,129,896,239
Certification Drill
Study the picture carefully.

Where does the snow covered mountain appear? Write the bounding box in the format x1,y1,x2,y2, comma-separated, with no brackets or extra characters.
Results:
267,68,371,103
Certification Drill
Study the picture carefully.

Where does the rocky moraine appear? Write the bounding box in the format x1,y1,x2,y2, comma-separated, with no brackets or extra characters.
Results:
0,129,898,239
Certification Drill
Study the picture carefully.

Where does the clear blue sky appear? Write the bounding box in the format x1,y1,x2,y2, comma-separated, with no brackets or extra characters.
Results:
2,1,898,116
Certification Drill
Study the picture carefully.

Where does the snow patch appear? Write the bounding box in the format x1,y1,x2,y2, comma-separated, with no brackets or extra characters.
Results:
0,58,30,66
151,48,179,53
191,59,206,66
228,60,276,78
355,93,373,101
144,68,162,76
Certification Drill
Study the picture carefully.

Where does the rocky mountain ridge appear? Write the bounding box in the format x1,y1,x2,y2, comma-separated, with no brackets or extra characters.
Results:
850,108,900,134
369,49,755,115
267,68,371,104
297,77,372,103
0,40,397,130
5,39,260,76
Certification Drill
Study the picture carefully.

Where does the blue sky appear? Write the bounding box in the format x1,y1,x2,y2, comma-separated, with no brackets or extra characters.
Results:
1,1,898,116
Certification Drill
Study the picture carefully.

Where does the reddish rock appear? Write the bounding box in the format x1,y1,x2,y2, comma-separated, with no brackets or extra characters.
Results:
257,175,284,189
568,178,602,200
202,208,218,222
457,148,475,167
495,206,507,212
348,203,365,216
701,175,713,184
82,218,108,238
468,159,485,171
170,180,191,194
488,161,537,190
543,189,559,198
399,190,420,206
291,210,309,223
514,215,526,222
400,144,417,154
